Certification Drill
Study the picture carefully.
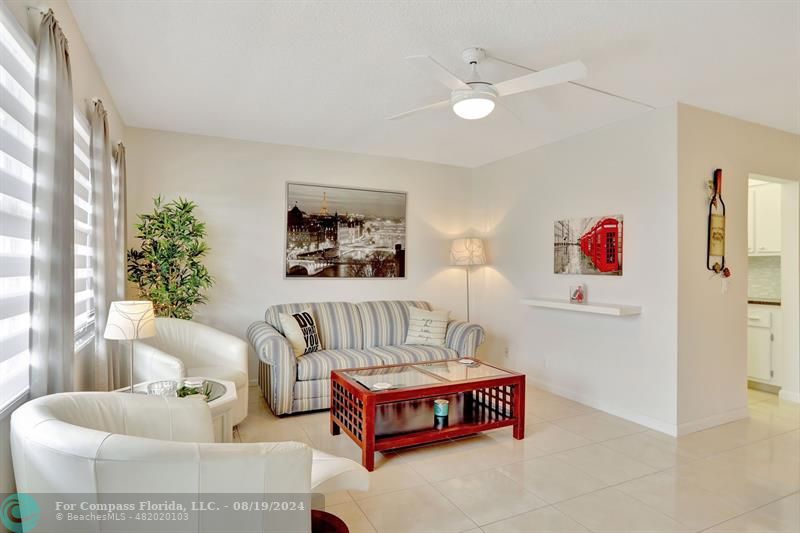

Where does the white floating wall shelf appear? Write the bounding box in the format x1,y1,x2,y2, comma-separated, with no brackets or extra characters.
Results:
521,298,642,317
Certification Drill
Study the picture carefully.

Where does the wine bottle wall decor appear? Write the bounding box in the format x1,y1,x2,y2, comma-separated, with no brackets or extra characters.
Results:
706,168,731,278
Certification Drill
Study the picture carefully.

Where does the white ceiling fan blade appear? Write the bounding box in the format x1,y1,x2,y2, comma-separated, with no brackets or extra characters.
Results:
496,100,525,127
406,55,469,91
494,60,587,97
386,99,450,120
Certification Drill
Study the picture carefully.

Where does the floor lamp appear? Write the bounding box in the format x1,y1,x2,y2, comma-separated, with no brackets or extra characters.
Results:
103,301,156,392
450,238,487,322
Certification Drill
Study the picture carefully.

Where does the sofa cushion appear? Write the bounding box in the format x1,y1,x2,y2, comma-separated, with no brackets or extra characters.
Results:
186,366,248,389
356,301,432,348
368,345,457,366
295,345,457,382
265,302,363,350
296,348,385,381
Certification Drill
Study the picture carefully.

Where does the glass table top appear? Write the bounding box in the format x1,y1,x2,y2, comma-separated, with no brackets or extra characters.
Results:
344,359,512,392
345,366,442,391
138,379,226,402
415,360,511,381
197,380,226,402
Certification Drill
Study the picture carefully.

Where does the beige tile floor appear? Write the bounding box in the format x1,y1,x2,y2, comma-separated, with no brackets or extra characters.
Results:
234,386,800,532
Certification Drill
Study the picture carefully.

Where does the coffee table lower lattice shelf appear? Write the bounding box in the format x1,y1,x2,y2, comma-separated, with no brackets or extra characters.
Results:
330,361,525,471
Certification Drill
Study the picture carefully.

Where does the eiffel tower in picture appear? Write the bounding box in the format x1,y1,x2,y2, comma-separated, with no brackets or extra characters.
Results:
319,192,330,216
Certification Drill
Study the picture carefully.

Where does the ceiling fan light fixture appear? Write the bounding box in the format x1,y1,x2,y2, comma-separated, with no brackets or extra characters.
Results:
390,51,587,122
451,85,497,120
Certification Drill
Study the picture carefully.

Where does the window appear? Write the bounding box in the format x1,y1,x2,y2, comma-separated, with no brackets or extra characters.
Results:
0,6,35,409
74,112,94,348
0,6,96,408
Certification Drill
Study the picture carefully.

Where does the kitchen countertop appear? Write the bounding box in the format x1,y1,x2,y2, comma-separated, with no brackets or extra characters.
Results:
748,299,781,306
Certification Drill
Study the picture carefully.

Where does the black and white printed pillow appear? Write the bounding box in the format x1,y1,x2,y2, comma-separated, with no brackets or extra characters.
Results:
279,309,321,357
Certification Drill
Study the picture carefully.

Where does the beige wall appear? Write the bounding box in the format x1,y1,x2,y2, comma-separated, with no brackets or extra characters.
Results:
779,182,800,403
676,104,800,430
125,128,474,379
470,106,681,433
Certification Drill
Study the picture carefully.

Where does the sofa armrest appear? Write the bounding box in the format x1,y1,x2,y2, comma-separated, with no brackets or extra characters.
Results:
445,321,486,357
132,341,185,383
247,322,294,366
247,321,296,415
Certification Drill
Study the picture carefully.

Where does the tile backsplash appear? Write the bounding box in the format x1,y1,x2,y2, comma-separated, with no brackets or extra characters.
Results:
748,255,781,301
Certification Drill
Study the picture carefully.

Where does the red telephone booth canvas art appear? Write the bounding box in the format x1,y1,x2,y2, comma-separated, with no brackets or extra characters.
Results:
554,215,623,275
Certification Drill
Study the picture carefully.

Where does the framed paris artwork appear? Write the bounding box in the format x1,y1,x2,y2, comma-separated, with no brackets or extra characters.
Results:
285,183,407,278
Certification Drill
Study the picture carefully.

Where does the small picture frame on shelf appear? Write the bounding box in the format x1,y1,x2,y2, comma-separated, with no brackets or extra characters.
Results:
570,284,586,304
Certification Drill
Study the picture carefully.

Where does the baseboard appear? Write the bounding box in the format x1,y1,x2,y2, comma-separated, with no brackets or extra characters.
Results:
527,376,680,436
747,380,780,394
779,390,800,404
675,407,750,436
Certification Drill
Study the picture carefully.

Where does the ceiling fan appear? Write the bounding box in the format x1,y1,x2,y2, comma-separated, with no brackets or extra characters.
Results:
387,47,587,121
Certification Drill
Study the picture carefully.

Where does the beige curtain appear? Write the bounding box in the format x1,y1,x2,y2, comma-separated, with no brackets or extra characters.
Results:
110,142,128,388
90,100,119,391
29,10,74,398
113,142,127,298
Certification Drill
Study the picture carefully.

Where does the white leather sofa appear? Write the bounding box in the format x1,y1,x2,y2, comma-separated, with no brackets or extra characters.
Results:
133,317,249,425
11,392,368,521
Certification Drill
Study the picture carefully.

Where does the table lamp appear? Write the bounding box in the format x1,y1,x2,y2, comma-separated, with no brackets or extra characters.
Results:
450,238,487,321
103,300,156,392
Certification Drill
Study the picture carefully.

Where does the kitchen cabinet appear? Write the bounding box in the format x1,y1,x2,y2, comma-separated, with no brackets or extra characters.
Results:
747,325,772,381
750,183,782,256
747,305,781,384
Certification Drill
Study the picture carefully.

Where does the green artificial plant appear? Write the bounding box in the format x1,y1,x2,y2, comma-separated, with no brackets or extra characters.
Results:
127,196,214,319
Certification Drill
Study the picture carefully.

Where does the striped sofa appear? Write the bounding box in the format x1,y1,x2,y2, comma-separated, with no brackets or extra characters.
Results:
247,301,485,416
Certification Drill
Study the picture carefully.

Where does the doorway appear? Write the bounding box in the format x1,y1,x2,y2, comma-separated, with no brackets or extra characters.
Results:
746,174,800,404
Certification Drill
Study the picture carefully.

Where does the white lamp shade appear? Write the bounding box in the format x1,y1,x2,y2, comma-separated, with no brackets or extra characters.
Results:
103,301,156,340
450,238,487,266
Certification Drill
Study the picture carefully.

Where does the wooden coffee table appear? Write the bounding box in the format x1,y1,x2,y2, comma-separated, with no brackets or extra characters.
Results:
330,359,525,471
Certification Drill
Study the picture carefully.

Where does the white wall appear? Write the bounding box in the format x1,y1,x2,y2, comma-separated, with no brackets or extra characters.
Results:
469,106,680,433
677,104,800,430
125,128,474,379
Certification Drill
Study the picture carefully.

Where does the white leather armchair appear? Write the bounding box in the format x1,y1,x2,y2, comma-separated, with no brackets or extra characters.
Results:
11,392,368,523
134,317,249,424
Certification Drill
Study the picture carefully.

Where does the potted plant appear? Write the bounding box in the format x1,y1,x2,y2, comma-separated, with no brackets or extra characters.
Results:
127,196,213,319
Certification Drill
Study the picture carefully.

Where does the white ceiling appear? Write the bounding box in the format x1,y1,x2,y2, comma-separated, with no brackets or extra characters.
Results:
68,1,799,168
